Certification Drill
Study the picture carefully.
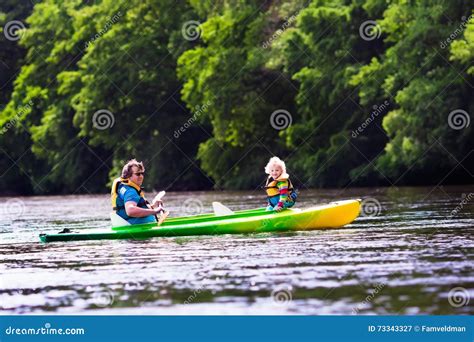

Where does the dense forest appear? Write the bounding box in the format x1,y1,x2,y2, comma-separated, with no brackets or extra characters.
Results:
0,0,472,195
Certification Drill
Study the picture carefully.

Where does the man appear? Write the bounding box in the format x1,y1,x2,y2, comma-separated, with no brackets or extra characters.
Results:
111,159,164,224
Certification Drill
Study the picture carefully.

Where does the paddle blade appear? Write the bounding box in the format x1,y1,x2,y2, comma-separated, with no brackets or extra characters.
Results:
212,202,234,216
157,211,169,226
153,191,166,203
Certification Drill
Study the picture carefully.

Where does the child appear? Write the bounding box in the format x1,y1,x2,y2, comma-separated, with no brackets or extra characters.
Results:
264,156,297,211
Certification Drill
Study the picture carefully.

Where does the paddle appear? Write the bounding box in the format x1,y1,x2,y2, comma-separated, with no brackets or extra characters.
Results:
153,190,166,203
212,201,234,216
157,210,169,226
152,191,169,226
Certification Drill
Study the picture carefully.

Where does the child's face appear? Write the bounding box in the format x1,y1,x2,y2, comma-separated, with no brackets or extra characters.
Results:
269,165,283,179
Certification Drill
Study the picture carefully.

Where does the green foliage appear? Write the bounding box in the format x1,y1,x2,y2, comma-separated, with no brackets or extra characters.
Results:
1,0,472,195
178,1,297,189
0,0,36,194
358,1,473,183
450,11,474,74
1,0,210,194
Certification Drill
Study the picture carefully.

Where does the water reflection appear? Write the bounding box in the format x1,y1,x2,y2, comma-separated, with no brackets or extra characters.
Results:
0,186,473,314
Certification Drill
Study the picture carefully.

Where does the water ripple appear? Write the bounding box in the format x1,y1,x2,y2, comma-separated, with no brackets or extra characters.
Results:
0,186,473,314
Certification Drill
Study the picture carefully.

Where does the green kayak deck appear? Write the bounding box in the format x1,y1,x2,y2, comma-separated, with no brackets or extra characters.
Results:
39,199,361,243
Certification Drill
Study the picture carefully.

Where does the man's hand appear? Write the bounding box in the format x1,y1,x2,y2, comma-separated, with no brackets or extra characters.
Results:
153,205,164,214
152,199,163,208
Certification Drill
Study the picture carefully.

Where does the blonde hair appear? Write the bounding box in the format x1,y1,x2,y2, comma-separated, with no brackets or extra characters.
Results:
121,159,144,178
264,156,287,175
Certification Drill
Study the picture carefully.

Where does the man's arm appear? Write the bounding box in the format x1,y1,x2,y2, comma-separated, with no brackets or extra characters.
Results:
125,201,159,218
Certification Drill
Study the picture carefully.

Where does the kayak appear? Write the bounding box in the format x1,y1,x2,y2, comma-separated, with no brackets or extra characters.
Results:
39,200,361,242
39,199,361,243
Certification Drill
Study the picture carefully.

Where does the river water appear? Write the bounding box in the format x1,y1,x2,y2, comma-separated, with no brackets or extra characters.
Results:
1,186,473,315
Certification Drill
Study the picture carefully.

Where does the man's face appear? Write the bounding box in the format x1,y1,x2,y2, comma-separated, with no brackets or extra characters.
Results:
129,166,145,186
